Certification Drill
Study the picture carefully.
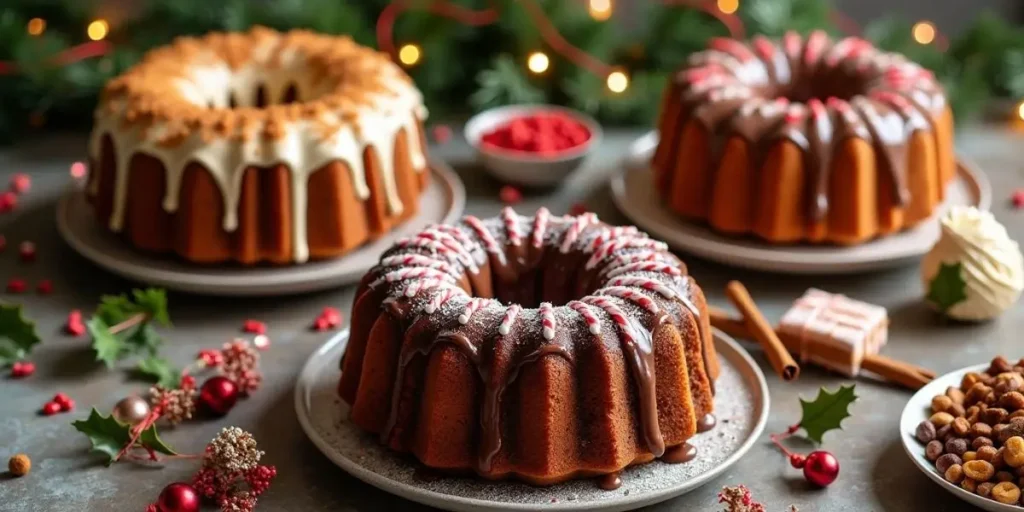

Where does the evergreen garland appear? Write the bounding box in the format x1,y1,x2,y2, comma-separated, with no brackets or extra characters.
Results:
0,0,1022,144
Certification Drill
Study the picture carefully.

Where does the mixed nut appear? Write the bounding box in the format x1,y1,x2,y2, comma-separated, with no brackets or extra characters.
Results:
915,356,1024,506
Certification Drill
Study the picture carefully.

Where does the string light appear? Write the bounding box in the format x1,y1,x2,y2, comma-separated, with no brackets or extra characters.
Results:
589,0,613,21
527,51,550,74
912,21,936,45
1016,100,1024,121
607,70,629,93
398,43,422,66
717,0,740,15
27,18,46,36
87,19,109,41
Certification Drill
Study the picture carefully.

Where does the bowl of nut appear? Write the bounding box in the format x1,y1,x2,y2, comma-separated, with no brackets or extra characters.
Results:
902,356,1024,511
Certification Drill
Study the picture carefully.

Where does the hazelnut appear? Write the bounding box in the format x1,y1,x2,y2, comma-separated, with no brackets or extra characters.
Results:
946,438,969,457
983,408,1009,425
945,464,965,484
998,419,1024,444
7,454,29,477
926,440,945,461
992,482,1022,504
1010,410,1024,420
995,448,1008,469
970,422,993,439
953,417,971,436
949,403,966,418
961,478,978,493
932,395,954,414
963,373,983,389
977,445,999,463
936,453,963,474
978,481,995,497
973,437,994,450
990,357,1014,375
998,470,1016,482
995,373,1024,394
1001,391,1024,411
964,460,996,481
1004,437,1024,467
916,421,937,444
963,451,978,462
947,387,966,405
930,412,955,428
966,383,994,406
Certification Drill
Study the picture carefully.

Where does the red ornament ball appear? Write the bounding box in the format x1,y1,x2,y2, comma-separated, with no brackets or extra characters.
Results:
802,450,839,487
199,376,238,416
157,482,200,512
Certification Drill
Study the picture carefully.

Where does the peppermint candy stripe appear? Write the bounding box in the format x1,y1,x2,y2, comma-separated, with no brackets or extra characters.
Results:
582,296,637,345
416,229,477,271
560,213,598,253
396,237,463,266
539,302,556,340
380,254,455,276
498,304,521,335
372,267,456,288
502,207,522,247
531,207,550,248
434,225,484,265
458,298,487,324
605,261,681,279
568,300,601,335
600,251,666,275
586,237,668,270
606,276,677,299
402,277,445,298
424,285,463,314
595,287,660,314
589,226,639,251
463,215,503,257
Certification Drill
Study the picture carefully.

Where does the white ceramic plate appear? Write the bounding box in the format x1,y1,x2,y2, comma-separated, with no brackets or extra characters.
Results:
612,131,993,274
295,328,769,512
900,363,1018,512
56,161,465,296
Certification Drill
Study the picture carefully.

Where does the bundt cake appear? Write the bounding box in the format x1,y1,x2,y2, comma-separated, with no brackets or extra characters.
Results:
340,207,719,486
86,28,430,264
653,31,956,245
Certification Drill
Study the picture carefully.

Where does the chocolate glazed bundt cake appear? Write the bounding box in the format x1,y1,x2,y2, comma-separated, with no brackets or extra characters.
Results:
87,28,430,264
653,31,956,245
340,208,720,486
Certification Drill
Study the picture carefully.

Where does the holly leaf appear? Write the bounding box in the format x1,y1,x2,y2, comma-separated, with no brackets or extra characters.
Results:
136,357,181,388
137,422,177,456
927,262,969,313
126,324,162,357
71,408,132,465
0,303,41,367
132,288,171,327
799,385,857,444
71,408,176,465
87,316,123,369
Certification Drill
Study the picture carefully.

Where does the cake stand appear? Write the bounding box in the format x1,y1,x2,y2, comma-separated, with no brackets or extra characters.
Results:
56,160,465,296
612,131,993,274
294,328,769,512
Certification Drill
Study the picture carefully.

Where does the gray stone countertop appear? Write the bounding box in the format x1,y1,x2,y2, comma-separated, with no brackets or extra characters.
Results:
0,126,1021,512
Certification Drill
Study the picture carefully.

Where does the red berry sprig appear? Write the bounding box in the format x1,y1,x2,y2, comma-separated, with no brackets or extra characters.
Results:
41,393,75,416
65,309,85,336
10,361,34,378
312,307,342,331
769,385,855,488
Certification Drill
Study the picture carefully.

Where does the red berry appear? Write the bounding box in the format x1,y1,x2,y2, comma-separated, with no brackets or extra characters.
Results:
199,376,238,416
313,316,331,331
10,173,30,194
156,482,200,512
7,278,26,294
1013,189,1024,209
53,393,71,408
65,310,84,336
802,450,840,487
19,241,35,262
0,191,16,213
431,125,452,144
41,402,61,416
180,374,196,389
36,279,52,294
10,361,34,378
499,185,522,205
197,349,223,368
789,453,806,469
242,319,266,335
321,307,342,325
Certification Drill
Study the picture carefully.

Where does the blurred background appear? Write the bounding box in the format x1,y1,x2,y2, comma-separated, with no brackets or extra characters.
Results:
1,0,1022,144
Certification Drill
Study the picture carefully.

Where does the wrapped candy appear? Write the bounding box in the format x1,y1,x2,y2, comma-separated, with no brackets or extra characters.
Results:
921,207,1023,321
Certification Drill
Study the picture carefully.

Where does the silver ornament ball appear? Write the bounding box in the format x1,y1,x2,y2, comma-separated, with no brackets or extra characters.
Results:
112,396,151,425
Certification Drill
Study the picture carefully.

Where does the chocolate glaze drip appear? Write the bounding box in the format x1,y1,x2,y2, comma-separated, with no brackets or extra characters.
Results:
697,413,717,433
363,210,717,478
598,472,622,490
662,442,698,463
667,32,946,222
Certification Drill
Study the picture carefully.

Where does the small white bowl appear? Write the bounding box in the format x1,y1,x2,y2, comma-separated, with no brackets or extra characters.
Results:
901,362,1020,512
464,104,602,188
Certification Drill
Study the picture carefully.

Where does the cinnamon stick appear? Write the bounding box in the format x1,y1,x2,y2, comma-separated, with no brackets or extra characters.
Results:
708,304,934,389
725,281,800,381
